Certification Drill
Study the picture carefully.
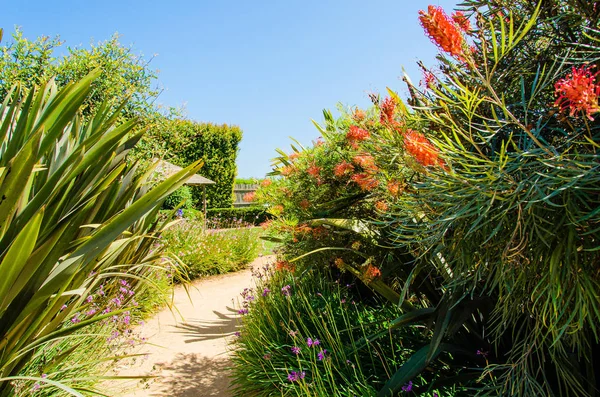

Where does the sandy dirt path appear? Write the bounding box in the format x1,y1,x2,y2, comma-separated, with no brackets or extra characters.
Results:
108,255,275,397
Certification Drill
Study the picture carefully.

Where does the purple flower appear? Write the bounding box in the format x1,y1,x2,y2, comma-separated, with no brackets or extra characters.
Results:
287,371,306,382
238,308,249,315
291,346,301,355
262,288,271,297
401,381,413,392
476,349,488,357
281,285,291,296
317,349,327,361
307,337,320,347
60,304,67,311
86,295,94,303
234,331,241,337
176,208,184,217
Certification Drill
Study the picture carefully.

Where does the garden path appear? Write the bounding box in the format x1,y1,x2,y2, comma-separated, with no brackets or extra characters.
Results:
109,255,276,397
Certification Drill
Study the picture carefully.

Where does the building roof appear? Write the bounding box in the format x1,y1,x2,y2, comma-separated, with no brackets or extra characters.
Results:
155,160,215,185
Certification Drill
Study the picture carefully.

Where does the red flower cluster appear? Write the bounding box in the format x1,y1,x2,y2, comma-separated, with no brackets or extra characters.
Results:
387,180,403,197
351,173,379,191
451,11,471,32
380,96,397,125
363,265,382,282
422,70,436,89
375,201,388,212
404,130,442,167
554,65,600,121
353,153,378,173
299,199,310,210
307,164,321,178
352,108,366,121
419,5,466,60
346,125,370,142
334,161,355,177
243,192,256,202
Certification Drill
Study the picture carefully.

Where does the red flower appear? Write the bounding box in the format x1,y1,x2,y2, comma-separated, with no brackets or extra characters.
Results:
334,161,355,177
243,192,256,202
307,164,321,178
352,154,378,173
280,165,295,176
421,70,436,89
387,180,403,197
380,96,397,125
363,265,382,282
299,199,310,210
352,108,366,121
346,125,370,142
351,173,379,191
419,5,466,60
375,201,388,212
554,65,600,121
451,11,471,33
404,130,442,167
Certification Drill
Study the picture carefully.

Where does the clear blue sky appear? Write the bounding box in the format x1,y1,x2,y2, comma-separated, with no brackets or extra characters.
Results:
2,0,458,178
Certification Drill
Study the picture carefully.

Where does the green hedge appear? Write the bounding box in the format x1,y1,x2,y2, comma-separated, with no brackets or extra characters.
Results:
134,119,242,209
206,206,271,226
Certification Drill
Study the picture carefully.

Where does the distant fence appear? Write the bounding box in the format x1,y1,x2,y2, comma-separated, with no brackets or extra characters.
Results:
233,184,259,207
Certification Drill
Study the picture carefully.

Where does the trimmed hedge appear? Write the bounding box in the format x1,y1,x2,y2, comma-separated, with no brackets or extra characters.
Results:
134,119,242,209
207,206,271,226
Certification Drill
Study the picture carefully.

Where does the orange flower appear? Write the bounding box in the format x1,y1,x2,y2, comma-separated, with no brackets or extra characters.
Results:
353,154,378,173
280,165,295,176
261,179,272,187
554,65,600,121
243,192,256,202
404,130,442,167
419,5,466,60
315,137,325,146
276,260,296,273
375,201,388,212
351,173,379,191
387,180,403,197
307,164,321,178
363,265,382,282
334,257,345,269
352,108,366,121
260,220,273,229
380,96,397,125
346,125,370,142
271,204,284,215
451,11,471,33
299,199,310,209
289,152,301,161
334,161,355,177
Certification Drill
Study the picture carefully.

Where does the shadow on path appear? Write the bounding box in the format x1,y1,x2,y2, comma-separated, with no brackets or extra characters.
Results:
173,309,239,343
149,353,232,397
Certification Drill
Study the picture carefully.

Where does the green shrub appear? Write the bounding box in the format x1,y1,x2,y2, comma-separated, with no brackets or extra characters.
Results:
163,185,193,210
231,265,456,397
161,219,262,278
0,71,200,395
207,206,271,227
132,119,242,209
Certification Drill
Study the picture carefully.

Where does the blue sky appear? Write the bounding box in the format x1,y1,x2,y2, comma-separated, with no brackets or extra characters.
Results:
2,0,458,178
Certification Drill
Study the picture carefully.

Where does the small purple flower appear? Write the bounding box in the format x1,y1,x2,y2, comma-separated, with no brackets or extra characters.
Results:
86,295,94,303
262,288,271,297
476,349,488,357
238,308,249,315
401,381,413,392
234,331,241,337
71,314,81,324
263,353,271,360
176,208,184,217
291,346,301,355
317,349,327,361
307,337,320,347
287,371,306,382
281,285,291,296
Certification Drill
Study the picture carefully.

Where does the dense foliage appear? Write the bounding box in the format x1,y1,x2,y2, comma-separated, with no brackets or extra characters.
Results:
0,29,158,118
163,185,194,210
132,119,242,209
0,69,201,395
206,206,271,226
245,1,600,396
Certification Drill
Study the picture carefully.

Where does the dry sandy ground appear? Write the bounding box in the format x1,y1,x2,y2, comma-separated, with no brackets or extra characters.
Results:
105,255,275,397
